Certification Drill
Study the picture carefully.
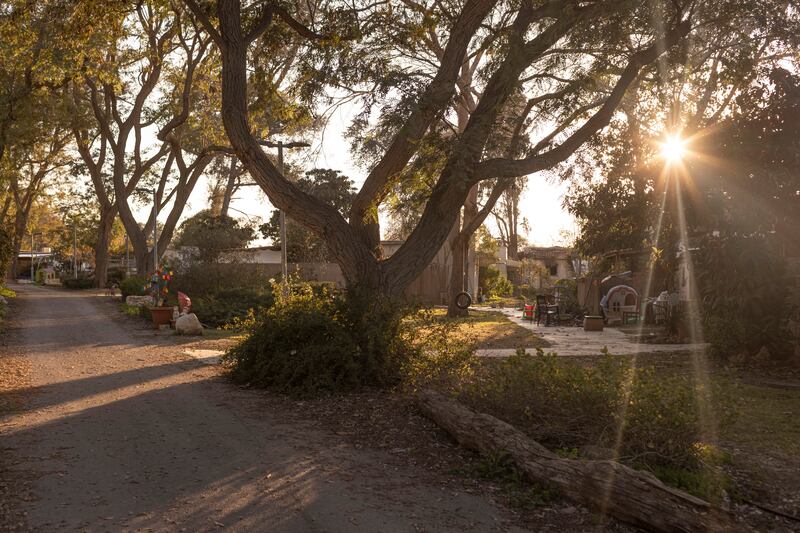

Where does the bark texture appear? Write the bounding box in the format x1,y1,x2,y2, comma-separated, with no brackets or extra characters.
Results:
417,390,739,533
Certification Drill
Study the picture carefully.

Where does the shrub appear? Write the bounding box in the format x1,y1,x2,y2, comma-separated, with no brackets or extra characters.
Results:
34,268,45,285
487,275,513,298
107,267,127,286
62,278,94,290
119,275,147,299
695,233,794,360
223,282,369,396
461,350,736,471
397,308,477,391
0,226,12,276
554,278,579,314
193,286,274,327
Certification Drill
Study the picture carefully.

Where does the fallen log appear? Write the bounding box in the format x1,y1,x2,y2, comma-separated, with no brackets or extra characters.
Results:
417,389,740,533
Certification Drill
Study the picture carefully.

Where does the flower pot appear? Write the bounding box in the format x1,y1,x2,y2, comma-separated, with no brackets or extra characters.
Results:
149,306,174,329
583,315,604,332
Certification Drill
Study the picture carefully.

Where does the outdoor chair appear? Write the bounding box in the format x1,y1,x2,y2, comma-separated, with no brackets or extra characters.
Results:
535,295,559,326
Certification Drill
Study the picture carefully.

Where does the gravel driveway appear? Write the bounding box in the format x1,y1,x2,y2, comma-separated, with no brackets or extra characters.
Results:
0,285,526,532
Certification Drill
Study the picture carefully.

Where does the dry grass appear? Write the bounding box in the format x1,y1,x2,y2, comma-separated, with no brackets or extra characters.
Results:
429,308,549,350
724,383,800,456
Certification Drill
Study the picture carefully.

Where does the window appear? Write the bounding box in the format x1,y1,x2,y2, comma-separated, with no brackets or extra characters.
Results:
548,264,558,276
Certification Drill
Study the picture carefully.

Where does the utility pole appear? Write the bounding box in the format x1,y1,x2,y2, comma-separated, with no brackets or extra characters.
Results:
30,232,34,281
152,188,158,273
73,225,78,279
257,139,310,284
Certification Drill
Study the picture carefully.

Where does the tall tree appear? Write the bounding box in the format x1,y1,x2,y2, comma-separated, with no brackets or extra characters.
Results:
260,168,356,263
2,121,70,278
184,0,795,345
72,2,227,281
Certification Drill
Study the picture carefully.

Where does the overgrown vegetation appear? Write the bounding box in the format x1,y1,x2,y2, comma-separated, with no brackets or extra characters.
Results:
223,282,398,396
223,283,484,396
119,275,147,299
695,234,795,360
455,350,737,500
171,263,274,327
61,277,94,289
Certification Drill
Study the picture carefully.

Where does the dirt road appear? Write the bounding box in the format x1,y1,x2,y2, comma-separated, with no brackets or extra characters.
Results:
1,286,525,532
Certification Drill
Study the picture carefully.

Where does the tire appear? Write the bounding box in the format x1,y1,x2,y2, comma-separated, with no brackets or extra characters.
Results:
455,291,472,309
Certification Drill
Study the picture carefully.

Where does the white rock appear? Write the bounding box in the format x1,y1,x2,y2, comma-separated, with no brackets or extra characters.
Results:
175,313,203,335
0,295,6,306
125,295,153,307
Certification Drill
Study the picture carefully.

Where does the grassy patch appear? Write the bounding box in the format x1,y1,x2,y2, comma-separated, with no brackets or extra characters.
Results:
459,452,559,510
428,309,548,349
120,303,143,317
723,383,800,456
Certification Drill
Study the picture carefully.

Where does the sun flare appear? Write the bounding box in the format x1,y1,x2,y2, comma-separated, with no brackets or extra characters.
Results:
661,135,687,162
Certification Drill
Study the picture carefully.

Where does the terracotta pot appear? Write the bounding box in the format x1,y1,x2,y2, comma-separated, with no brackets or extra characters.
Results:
583,315,604,332
149,306,173,329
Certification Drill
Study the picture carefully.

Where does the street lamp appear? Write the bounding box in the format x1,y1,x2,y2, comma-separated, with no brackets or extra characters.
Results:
257,139,310,283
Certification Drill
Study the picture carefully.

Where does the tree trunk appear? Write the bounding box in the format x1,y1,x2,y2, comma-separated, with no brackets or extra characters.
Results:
447,233,469,317
93,207,116,288
417,390,738,533
220,156,238,218
10,205,31,280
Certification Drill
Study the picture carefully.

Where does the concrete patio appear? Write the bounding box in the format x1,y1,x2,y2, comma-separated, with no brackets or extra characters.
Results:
474,306,704,357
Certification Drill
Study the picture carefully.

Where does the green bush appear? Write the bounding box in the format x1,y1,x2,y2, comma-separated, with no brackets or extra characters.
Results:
484,274,513,298
193,286,274,327
107,267,127,286
0,226,12,277
461,350,736,470
223,283,371,396
695,234,794,359
119,275,147,299
62,277,94,290
34,268,45,285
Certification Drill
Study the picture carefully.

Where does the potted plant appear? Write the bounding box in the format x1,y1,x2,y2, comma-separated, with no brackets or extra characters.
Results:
148,262,174,329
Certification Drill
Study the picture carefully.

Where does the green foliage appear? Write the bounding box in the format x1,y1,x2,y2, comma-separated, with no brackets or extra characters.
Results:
192,287,274,328
0,286,16,298
461,452,558,510
223,282,369,396
171,262,275,327
120,303,142,317
462,351,736,471
119,275,147,299
223,281,474,396
482,269,513,298
0,226,12,277
554,279,579,314
695,234,794,360
62,277,93,289
34,268,45,285
107,267,126,286
259,169,356,263
398,308,477,391
649,460,733,503
175,210,255,262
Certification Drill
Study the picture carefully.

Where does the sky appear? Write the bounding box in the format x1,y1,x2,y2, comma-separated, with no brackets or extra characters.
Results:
148,101,578,249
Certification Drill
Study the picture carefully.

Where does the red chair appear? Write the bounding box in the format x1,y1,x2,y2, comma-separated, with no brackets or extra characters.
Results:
523,304,535,322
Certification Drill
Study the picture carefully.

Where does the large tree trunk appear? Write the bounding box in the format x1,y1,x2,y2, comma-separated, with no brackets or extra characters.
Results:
10,205,31,279
93,206,116,288
417,390,738,533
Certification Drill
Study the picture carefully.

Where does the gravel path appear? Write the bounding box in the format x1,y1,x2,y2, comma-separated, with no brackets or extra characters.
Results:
0,285,526,532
